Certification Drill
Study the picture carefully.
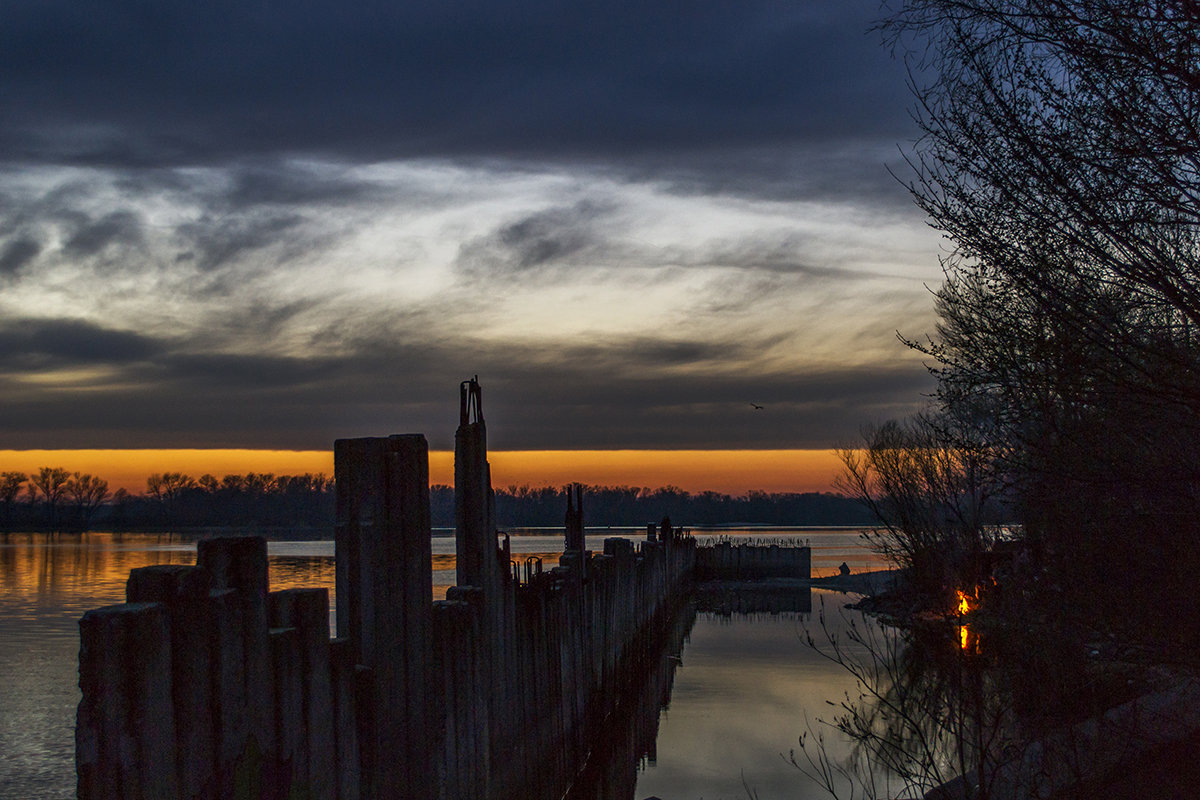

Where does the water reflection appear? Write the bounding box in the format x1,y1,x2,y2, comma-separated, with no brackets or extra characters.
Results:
634,592,881,800
563,600,697,800
0,531,881,800
791,603,1012,800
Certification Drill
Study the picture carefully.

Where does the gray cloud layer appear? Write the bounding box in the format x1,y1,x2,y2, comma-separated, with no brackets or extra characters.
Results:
1,1,909,167
0,314,933,449
0,2,940,453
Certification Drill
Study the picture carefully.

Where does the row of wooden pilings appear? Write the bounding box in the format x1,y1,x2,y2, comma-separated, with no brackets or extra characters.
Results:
76,380,697,800
693,540,811,581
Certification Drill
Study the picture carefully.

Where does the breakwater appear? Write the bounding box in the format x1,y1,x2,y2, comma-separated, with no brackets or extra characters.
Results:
693,540,811,581
75,380,706,800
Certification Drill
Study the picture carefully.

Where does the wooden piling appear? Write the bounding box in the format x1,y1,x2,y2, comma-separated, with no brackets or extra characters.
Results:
76,602,179,800
335,434,434,800
75,380,804,800
330,637,361,800
126,564,216,799
269,626,304,797
198,536,274,757
269,588,335,800
208,587,248,798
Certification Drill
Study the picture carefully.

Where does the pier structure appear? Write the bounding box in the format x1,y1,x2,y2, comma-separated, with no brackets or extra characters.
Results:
693,540,812,581
75,379,720,800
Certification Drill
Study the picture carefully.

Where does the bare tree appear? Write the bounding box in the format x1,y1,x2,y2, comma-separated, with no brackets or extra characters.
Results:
836,412,1007,600
886,0,1200,366
884,0,1200,650
0,471,26,529
65,472,109,529
146,472,197,524
28,466,71,528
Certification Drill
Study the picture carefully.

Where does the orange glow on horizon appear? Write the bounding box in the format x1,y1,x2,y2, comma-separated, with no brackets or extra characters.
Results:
0,448,843,496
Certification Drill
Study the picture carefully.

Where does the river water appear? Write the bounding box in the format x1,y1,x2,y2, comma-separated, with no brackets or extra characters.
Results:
0,528,886,799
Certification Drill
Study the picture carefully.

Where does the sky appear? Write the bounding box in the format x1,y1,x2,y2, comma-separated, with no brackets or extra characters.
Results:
0,1,942,488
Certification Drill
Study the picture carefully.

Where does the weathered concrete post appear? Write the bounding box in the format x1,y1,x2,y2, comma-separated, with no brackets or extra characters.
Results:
335,434,434,800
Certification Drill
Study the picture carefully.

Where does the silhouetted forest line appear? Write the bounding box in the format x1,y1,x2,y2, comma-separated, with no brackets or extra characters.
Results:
0,467,872,532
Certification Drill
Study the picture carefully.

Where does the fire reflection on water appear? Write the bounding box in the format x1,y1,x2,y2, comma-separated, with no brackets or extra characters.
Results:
955,587,980,653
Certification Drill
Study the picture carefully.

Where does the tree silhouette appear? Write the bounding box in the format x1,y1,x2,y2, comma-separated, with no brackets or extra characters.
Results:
28,467,71,528
65,472,109,529
0,471,26,529
885,0,1200,642
146,472,198,524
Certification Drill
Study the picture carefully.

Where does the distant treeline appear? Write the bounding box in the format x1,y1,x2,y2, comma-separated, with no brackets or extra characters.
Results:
0,469,336,532
0,467,872,532
480,485,874,528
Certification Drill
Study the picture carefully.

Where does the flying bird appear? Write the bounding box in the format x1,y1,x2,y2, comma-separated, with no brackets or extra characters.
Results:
750,403,764,410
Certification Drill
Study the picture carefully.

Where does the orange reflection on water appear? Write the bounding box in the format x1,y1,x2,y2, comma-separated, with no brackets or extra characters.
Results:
0,532,196,614
959,623,979,652
0,532,544,614
955,588,981,653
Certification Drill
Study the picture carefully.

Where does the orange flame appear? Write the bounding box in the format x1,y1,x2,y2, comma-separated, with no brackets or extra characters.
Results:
956,589,976,616
955,587,981,653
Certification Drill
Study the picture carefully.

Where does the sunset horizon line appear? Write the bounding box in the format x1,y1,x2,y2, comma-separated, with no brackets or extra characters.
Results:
0,447,846,496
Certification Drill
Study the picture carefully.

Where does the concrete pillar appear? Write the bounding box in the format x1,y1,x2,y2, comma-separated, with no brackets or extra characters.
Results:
335,434,434,800
76,602,179,800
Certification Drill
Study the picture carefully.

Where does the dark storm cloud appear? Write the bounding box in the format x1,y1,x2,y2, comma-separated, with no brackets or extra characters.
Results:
62,210,144,257
175,212,306,272
0,237,41,274
619,144,920,210
0,1,909,167
494,203,604,269
454,196,908,288
482,365,936,449
0,313,931,450
0,318,163,369
159,352,342,389
224,163,387,209
0,2,938,455
456,200,614,276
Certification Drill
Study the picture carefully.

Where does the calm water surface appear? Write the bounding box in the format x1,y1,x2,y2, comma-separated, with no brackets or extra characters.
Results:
0,529,883,799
